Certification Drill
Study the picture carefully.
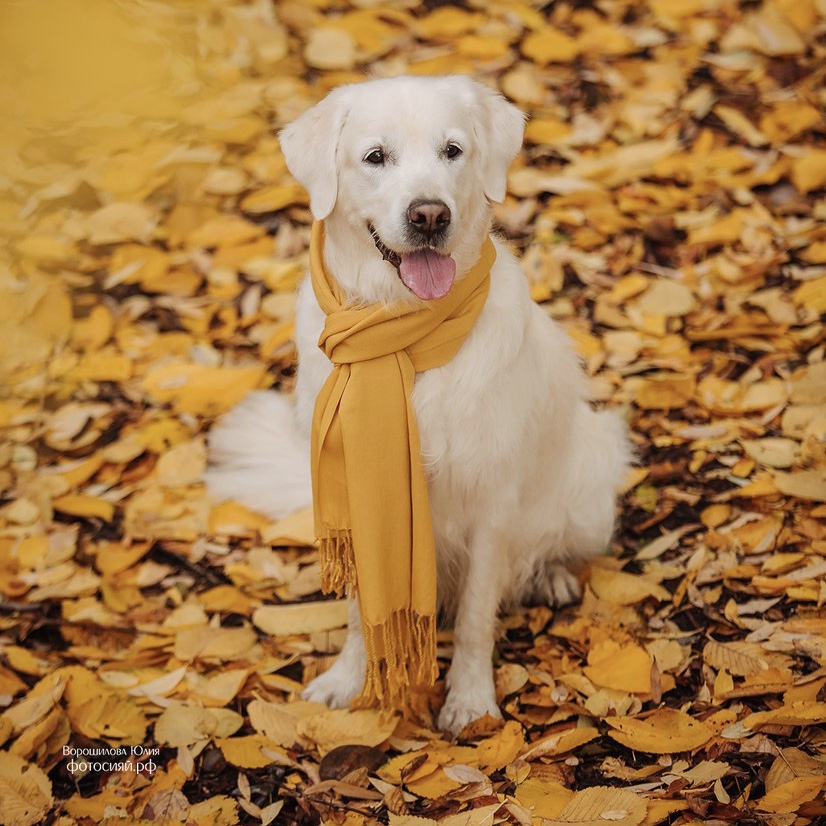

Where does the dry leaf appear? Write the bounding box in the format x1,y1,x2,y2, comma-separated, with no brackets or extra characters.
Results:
606,709,713,753
253,600,348,636
545,786,647,826
0,753,53,826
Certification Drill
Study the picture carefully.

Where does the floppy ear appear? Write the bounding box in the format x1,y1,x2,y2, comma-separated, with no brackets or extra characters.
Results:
279,89,349,220
470,82,525,203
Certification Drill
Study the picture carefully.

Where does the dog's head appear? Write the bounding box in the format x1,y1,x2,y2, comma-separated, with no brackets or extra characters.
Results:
280,75,524,303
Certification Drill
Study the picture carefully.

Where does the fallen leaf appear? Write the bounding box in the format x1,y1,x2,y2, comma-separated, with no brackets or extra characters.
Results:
606,709,713,754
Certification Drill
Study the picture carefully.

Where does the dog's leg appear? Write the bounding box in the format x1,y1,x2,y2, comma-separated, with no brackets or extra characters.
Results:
302,597,366,708
438,527,504,735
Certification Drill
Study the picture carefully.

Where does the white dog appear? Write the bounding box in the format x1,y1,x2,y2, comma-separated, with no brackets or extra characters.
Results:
207,75,630,734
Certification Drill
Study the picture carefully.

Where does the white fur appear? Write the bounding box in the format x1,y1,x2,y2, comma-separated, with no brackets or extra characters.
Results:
206,76,630,735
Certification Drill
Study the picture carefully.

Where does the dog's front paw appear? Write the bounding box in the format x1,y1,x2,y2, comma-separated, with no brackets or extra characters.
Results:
302,655,364,708
541,563,582,606
438,686,501,736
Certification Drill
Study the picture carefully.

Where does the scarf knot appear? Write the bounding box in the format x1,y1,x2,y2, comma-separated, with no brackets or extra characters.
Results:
309,221,495,708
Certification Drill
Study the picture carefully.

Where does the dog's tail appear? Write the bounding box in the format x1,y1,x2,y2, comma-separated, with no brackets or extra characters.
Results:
204,391,312,521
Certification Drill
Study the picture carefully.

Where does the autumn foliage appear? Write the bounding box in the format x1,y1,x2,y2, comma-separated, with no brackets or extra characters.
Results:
0,1,825,825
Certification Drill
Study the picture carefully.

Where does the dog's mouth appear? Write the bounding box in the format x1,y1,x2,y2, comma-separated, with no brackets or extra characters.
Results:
369,224,456,301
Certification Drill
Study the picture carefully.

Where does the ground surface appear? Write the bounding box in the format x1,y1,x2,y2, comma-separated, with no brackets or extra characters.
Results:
0,1,825,825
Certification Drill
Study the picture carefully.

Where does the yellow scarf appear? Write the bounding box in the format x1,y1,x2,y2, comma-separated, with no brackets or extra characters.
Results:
309,221,495,708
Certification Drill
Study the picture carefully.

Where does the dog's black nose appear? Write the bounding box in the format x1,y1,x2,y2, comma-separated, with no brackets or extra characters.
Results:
407,200,451,236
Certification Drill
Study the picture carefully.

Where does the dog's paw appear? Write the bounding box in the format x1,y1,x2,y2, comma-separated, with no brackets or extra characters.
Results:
302,657,364,708
541,563,582,606
438,687,501,736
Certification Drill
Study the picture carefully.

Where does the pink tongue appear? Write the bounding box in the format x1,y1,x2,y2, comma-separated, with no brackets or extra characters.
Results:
399,250,456,300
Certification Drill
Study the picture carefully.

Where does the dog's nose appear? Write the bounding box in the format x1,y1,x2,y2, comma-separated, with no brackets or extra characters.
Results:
407,200,451,236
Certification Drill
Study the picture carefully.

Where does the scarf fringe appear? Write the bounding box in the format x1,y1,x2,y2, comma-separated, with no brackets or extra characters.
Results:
318,530,357,596
353,610,438,710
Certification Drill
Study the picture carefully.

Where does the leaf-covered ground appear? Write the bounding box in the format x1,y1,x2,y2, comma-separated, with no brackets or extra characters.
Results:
1,1,825,825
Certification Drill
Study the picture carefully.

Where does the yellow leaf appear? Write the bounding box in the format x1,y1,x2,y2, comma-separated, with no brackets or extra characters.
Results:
205,116,265,145
127,665,187,698
495,663,529,699
791,150,826,193
720,5,806,56
634,279,696,317
610,274,650,303
142,362,267,416
240,183,307,214
65,352,133,382
197,585,258,615
772,469,826,503
745,701,826,729
203,166,248,196
703,640,767,677
0,753,53,826
388,816,439,826
209,501,271,537
697,376,788,415
606,708,713,753
174,626,257,662
457,34,509,61
589,565,671,604
515,777,573,819
522,726,600,760
641,799,689,825
260,321,296,358
247,699,322,748
755,776,825,814
58,453,104,490
740,438,798,469
584,639,653,694
52,494,115,522
109,243,169,287
633,373,696,410
253,600,348,636
71,304,113,351
260,507,316,547
84,201,157,245
406,766,464,800
219,734,283,768
525,119,571,145
801,240,826,263
522,28,580,64
0,672,66,735
93,540,150,577
760,101,822,143
155,438,206,487
791,361,826,405
688,212,744,246
194,669,250,706
66,691,147,744
15,234,74,263
304,27,357,71
297,708,398,755
475,720,525,772
416,8,485,39
63,788,133,822
545,786,647,826
155,703,221,747
184,215,265,249
714,668,735,701
794,276,826,314
713,105,767,147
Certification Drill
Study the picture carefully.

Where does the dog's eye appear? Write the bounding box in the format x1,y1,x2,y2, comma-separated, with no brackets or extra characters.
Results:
364,148,385,165
445,143,463,159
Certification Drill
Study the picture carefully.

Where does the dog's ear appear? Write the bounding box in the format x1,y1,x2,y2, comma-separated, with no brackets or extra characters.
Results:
279,90,348,220
470,83,525,204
